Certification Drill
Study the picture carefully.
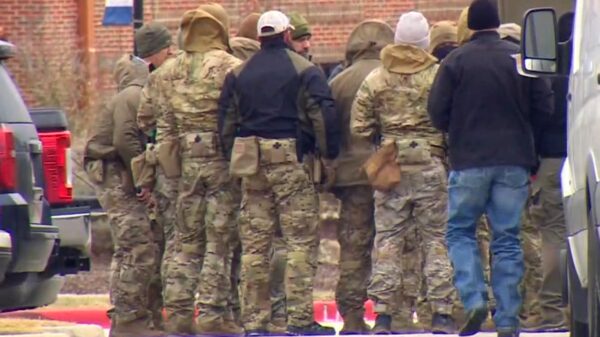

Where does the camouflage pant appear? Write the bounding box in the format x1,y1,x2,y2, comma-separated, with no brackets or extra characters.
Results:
369,159,454,316
269,235,287,327
331,185,374,320
148,168,180,330
94,162,157,324
394,226,430,329
530,158,565,325
239,145,319,330
176,157,238,323
521,205,542,321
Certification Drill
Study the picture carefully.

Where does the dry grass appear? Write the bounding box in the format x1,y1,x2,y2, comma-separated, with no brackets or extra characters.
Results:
0,318,74,333
48,294,110,309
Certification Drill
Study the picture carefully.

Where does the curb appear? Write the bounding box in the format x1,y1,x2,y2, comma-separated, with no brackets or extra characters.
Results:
1,300,377,328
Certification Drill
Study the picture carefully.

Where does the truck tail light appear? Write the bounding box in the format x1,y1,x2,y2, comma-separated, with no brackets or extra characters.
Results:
0,124,16,192
38,131,73,205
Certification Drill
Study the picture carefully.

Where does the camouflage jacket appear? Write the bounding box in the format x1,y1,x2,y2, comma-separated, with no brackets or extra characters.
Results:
350,44,444,150
155,50,241,157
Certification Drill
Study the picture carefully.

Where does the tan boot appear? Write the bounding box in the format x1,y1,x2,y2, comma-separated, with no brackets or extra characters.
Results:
109,318,166,337
340,312,371,335
195,314,244,335
267,317,287,334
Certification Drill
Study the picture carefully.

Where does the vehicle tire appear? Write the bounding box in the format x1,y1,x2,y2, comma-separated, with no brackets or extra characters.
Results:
587,209,600,337
568,243,589,337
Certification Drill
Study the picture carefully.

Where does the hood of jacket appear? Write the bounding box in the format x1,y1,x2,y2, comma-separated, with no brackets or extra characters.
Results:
457,6,474,45
380,44,437,75
113,54,149,91
345,20,394,66
180,4,230,53
229,36,260,61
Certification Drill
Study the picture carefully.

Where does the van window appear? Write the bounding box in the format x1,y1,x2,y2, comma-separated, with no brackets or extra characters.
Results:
0,64,33,123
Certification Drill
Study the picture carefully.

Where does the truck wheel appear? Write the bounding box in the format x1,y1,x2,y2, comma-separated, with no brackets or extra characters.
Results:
588,209,600,337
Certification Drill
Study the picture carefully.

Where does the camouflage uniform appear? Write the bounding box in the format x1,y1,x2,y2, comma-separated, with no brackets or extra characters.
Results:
84,55,159,333
328,20,394,334
236,139,320,330
137,58,189,333
351,44,455,323
218,25,339,333
154,6,242,333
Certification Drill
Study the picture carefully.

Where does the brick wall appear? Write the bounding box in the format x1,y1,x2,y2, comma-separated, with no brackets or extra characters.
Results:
1,0,470,130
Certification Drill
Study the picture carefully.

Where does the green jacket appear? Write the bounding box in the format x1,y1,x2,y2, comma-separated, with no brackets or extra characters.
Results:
329,20,394,186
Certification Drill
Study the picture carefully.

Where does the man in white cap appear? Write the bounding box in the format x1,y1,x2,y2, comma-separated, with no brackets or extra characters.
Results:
218,10,339,336
351,10,456,334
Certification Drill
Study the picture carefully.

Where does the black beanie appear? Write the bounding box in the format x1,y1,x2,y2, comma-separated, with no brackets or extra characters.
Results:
468,0,500,31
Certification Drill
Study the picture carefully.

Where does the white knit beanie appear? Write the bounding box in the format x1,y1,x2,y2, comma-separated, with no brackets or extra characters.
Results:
394,11,430,50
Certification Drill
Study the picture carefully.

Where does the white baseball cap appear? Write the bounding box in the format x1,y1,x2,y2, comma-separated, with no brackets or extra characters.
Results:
257,10,292,37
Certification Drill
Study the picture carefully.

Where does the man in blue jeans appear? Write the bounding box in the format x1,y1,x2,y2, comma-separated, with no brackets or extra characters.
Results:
427,1,553,336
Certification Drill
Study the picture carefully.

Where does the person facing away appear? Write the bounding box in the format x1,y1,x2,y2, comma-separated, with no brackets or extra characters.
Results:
427,1,554,336
218,9,339,336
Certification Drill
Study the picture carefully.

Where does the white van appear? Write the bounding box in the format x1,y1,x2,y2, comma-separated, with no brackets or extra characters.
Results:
522,1,600,336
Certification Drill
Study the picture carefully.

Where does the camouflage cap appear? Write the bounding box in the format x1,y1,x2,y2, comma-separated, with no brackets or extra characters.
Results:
135,22,172,58
289,12,311,40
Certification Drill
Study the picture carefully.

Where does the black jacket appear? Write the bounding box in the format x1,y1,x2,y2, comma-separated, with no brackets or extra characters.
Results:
533,75,567,159
428,31,553,170
218,37,339,160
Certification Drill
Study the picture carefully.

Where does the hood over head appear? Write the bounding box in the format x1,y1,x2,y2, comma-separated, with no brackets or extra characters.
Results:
345,19,394,65
238,13,261,40
113,54,149,91
498,23,521,43
230,36,260,61
380,44,437,75
457,6,474,45
180,3,230,53
429,20,458,52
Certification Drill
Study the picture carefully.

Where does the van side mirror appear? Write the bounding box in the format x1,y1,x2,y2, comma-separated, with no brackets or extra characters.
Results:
522,8,558,74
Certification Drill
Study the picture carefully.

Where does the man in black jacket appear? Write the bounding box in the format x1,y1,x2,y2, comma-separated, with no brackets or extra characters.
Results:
427,1,553,336
218,10,338,336
525,12,573,333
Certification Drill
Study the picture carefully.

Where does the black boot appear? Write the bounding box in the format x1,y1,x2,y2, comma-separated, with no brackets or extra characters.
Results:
286,321,336,336
431,313,456,334
459,306,488,336
372,314,392,334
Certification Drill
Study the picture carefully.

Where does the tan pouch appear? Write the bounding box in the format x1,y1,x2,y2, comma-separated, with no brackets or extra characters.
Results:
183,132,218,158
85,159,105,184
131,152,156,188
363,142,401,192
229,136,259,177
395,139,432,165
157,140,181,178
319,192,341,221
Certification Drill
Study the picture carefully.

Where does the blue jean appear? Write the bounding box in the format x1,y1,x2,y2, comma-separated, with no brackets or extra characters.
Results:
446,166,529,329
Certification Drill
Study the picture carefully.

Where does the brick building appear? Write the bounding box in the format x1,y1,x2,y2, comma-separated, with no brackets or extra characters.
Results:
0,0,469,134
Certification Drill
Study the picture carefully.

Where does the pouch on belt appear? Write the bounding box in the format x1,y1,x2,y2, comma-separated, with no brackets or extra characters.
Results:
260,140,296,164
157,141,181,178
363,142,401,192
395,138,432,165
229,136,259,177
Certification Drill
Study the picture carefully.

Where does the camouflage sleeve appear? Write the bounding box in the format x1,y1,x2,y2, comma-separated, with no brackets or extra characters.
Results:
155,77,178,147
137,73,159,135
218,71,239,159
350,74,380,144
